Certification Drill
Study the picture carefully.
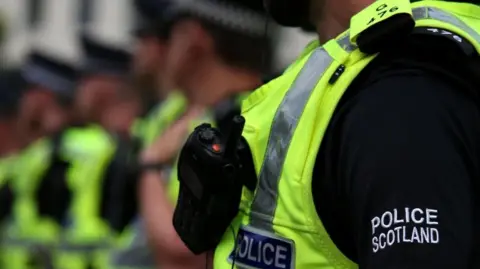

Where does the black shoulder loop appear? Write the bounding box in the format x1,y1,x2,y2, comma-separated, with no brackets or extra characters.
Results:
356,13,415,54
36,128,71,223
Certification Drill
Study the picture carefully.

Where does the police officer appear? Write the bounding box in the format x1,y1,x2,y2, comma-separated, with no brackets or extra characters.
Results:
53,26,134,269
2,49,79,269
175,0,480,268
137,0,273,267
106,1,191,268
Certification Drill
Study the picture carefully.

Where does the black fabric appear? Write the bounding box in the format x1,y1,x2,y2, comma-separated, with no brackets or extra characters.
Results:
36,130,72,224
81,34,131,76
0,181,13,223
213,95,241,135
313,35,480,268
0,69,25,117
133,0,166,37
100,135,141,233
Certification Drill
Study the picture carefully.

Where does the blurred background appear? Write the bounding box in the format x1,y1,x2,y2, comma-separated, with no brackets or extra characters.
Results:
0,0,316,269
0,0,314,70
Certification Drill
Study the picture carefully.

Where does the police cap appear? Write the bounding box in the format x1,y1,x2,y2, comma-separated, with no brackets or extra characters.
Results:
81,33,132,77
22,52,78,97
133,0,171,37
164,0,269,37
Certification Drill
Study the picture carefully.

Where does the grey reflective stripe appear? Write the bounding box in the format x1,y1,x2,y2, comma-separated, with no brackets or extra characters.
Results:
336,33,357,52
1,238,55,269
109,220,155,268
110,248,156,268
2,237,49,247
248,6,480,232
413,7,480,44
249,47,334,231
59,241,111,252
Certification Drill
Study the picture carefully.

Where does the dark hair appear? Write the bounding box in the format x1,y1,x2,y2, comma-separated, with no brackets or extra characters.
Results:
163,14,273,74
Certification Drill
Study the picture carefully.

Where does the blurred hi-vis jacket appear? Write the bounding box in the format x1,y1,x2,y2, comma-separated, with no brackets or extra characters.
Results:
1,125,115,269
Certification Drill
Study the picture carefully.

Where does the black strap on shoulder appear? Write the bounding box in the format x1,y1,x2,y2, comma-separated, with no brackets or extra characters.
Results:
0,179,13,222
356,13,415,54
36,129,71,223
213,95,242,135
100,135,139,233
50,129,64,160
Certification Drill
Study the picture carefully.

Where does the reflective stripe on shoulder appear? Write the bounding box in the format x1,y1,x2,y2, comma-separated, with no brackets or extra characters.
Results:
249,47,333,231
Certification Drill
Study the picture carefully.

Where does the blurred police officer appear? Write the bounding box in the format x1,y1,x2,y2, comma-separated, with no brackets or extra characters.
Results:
175,0,480,268
2,3,85,267
106,1,189,268
131,0,170,108
137,0,273,268
54,1,135,267
1,47,80,269
130,0,188,147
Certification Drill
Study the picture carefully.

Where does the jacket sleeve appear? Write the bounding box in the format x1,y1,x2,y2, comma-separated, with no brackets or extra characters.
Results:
334,72,480,269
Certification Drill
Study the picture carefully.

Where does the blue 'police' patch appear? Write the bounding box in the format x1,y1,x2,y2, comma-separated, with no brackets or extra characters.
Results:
228,226,295,269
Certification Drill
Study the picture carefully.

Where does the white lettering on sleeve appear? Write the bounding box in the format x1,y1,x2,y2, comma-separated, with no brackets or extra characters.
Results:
431,228,440,243
393,209,404,224
426,209,438,225
371,217,380,234
381,211,393,228
370,207,440,253
379,233,386,249
411,208,424,224
372,237,379,253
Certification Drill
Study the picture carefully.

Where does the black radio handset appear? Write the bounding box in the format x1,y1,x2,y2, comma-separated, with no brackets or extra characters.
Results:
174,115,255,254
223,115,244,158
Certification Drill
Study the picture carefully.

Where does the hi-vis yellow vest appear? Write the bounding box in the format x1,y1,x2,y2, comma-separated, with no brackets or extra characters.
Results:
214,1,480,268
3,138,59,269
55,125,116,269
